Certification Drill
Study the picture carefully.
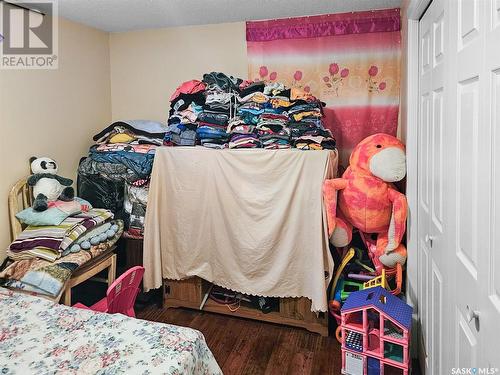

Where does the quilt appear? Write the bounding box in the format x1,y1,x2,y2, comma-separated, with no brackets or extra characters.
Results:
7,209,113,262
0,220,124,298
0,288,222,375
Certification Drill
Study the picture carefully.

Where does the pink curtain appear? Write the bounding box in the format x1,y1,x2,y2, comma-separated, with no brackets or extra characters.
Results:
247,9,401,164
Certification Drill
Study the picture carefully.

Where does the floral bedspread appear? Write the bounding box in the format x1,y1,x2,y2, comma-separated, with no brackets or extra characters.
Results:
0,288,222,375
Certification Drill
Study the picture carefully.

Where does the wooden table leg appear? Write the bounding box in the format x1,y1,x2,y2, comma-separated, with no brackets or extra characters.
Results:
62,288,71,306
107,254,117,287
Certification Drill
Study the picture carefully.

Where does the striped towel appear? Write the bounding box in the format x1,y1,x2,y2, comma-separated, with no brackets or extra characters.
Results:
7,209,113,262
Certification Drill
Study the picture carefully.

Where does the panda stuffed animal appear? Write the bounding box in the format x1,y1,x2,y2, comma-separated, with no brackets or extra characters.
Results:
28,157,75,212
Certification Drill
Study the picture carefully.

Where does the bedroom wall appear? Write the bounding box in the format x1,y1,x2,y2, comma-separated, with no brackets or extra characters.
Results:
109,22,247,122
0,17,111,260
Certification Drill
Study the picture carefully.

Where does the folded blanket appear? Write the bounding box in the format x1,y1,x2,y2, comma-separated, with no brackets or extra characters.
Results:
0,220,124,297
8,209,113,262
16,198,92,226
89,146,155,179
96,143,157,154
93,120,168,141
78,157,140,182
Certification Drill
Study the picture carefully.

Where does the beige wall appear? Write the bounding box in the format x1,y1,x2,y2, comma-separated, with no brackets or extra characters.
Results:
109,22,248,122
0,17,111,260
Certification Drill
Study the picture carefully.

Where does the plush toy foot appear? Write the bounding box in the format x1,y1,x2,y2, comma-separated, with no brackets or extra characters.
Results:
59,187,74,201
329,217,353,247
379,244,407,268
33,193,49,212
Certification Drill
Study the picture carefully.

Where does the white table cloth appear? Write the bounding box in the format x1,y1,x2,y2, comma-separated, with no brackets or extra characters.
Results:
143,146,338,312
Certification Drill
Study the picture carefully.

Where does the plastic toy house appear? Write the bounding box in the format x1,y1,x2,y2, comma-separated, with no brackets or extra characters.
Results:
340,286,412,375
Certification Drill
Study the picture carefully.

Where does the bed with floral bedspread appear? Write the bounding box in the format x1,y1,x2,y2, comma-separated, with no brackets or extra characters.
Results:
0,288,222,375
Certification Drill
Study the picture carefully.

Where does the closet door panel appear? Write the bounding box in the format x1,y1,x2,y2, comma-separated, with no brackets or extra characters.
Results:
430,260,443,374
491,70,500,323
431,89,444,234
456,309,478,367
458,0,480,47
456,78,479,277
419,94,431,214
418,0,448,372
450,0,485,368
495,0,500,25
481,0,500,364
418,236,430,367
454,77,481,366
418,18,432,366
433,11,444,66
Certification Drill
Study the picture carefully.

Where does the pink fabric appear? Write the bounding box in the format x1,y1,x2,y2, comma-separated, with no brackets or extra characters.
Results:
247,9,401,165
169,80,206,102
246,9,401,41
47,200,90,214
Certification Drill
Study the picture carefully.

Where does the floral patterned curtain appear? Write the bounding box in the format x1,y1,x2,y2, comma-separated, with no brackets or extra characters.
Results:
246,9,401,163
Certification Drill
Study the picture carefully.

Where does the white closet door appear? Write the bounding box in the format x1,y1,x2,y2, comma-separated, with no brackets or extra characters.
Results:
447,0,484,370
480,0,500,367
448,0,500,370
418,0,500,370
419,0,500,370
418,0,450,373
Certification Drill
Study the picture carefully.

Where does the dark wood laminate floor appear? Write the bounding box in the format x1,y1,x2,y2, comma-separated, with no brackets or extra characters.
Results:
74,280,419,375
137,305,342,375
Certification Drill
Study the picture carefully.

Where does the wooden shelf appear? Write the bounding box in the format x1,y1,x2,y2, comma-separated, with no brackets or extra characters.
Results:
163,277,329,336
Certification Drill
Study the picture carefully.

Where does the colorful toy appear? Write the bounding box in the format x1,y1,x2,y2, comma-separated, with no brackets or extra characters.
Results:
331,277,364,312
348,273,375,281
340,286,412,375
330,248,355,300
363,269,387,290
323,133,408,273
340,280,364,301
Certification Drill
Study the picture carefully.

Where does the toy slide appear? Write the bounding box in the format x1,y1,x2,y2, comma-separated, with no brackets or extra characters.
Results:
329,248,355,301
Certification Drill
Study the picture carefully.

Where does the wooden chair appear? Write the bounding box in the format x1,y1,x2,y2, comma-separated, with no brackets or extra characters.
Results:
7,176,117,306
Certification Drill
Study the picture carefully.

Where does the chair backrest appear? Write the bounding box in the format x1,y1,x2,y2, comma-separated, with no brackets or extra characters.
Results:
8,177,32,241
106,266,145,316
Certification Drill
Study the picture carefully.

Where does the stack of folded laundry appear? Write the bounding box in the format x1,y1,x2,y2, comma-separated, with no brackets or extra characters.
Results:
164,72,337,151
78,120,167,237
256,114,291,149
225,116,254,149
165,80,206,146
287,94,336,150
228,133,261,149
196,72,242,149
1,193,124,298
82,120,165,182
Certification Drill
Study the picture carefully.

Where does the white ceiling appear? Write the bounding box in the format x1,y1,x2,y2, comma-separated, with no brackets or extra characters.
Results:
57,0,402,33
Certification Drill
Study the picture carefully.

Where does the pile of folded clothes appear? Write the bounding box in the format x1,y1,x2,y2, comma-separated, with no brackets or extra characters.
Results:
196,72,241,149
164,72,337,151
165,80,205,146
78,120,167,237
287,95,337,150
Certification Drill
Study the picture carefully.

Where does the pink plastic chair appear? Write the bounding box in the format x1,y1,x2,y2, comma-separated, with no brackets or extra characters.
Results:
73,266,145,318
